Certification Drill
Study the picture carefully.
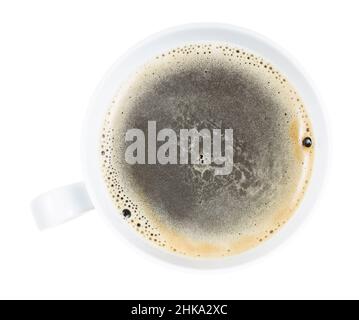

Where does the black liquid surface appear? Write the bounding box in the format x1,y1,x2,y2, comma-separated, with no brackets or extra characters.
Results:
101,44,314,257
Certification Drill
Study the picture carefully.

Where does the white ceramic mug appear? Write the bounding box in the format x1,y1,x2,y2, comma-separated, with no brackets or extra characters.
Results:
31,23,328,268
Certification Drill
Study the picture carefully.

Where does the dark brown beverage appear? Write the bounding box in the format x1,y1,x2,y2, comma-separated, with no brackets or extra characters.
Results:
100,43,314,258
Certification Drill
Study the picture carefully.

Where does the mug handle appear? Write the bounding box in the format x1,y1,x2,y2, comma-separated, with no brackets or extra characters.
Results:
31,182,94,230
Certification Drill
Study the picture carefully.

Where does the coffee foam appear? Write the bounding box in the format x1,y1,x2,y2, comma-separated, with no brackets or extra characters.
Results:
100,43,314,258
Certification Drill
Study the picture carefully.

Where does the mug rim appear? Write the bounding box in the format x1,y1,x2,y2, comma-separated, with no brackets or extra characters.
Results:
81,23,329,269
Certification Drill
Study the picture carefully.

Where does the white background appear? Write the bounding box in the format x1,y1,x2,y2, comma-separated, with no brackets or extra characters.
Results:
0,0,357,300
